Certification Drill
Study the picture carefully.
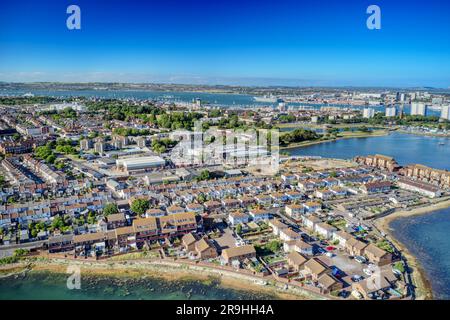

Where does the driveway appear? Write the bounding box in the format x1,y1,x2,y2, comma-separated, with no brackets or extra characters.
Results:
328,252,365,276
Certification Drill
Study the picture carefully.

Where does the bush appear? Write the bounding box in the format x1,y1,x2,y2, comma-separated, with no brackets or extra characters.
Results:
393,261,405,273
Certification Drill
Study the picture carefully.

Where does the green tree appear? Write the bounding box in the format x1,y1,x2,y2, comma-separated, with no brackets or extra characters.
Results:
131,199,150,215
266,240,282,254
359,125,370,133
280,128,319,146
103,203,119,216
196,170,211,182
0,175,6,188
236,224,243,235
46,154,56,164
31,228,39,238
87,211,97,225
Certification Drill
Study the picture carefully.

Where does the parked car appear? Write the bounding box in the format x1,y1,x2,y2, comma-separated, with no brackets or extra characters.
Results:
351,275,364,282
392,268,402,276
363,268,373,276
355,256,367,264
351,290,364,300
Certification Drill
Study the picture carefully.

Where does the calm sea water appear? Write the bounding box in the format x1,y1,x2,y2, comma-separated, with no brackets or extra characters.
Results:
390,208,450,300
0,271,277,300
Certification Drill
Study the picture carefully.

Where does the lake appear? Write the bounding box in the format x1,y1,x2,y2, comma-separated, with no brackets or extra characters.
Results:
287,132,450,170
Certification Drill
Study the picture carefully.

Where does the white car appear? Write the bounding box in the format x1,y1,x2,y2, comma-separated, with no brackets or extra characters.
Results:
355,256,367,264
351,290,363,300
351,275,364,282
363,268,373,276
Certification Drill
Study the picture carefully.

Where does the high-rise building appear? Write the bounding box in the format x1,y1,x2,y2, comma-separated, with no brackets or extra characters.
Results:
363,108,375,119
113,139,123,150
441,105,450,120
94,139,105,154
136,136,147,148
80,139,92,151
385,106,397,117
278,101,287,112
411,102,427,116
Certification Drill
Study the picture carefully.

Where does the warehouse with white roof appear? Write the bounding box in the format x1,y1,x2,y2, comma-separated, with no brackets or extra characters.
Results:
116,156,166,173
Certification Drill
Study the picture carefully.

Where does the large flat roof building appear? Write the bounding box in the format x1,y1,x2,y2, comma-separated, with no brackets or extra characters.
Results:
116,156,166,173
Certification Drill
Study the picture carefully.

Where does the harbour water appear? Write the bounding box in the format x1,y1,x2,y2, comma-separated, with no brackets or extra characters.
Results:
1,89,442,116
0,271,277,300
390,208,450,300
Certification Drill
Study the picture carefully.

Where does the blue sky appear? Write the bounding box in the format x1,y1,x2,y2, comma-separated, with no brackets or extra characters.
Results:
0,0,449,87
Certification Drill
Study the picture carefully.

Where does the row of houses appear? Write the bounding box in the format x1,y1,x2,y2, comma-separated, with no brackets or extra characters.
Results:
281,166,370,184
400,164,450,189
332,231,393,266
397,177,443,198
48,211,200,254
23,155,65,184
269,216,393,267
286,253,343,293
0,191,112,227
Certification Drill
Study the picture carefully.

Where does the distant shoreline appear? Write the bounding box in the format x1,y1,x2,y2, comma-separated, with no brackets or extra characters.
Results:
281,130,390,150
374,198,450,300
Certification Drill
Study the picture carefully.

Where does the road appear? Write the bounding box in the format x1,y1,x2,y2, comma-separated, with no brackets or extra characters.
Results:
0,240,47,258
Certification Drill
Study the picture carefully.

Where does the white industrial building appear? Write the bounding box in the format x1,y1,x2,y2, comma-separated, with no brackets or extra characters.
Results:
116,156,166,173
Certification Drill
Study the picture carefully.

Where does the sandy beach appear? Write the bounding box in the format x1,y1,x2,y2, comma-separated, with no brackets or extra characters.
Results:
374,198,450,300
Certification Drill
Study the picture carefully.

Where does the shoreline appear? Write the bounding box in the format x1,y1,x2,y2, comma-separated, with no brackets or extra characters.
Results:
374,198,450,300
396,130,450,138
0,258,324,300
281,130,389,150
